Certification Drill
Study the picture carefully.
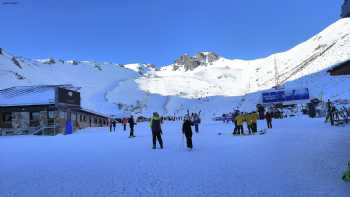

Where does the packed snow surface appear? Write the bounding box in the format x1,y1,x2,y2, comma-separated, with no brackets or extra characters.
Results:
1,117,349,197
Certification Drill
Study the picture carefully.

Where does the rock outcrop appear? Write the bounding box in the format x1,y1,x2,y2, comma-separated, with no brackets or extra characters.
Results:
174,52,220,71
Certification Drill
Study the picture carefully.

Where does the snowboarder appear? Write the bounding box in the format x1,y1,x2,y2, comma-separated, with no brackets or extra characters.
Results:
149,112,164,149
128,115,136,137
122,118,128,131
265,112,273,129
182,116,193,149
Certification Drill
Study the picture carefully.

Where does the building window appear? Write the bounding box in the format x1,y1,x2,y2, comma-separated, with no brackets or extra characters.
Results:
79,114,83,122
59,111,67,119
94,118,97,124
3,112,12,127
48,111,55,125
30,112,40,127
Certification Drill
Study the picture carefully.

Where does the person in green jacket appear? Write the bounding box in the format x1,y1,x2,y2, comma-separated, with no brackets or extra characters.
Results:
149,112,164,149
343,163,350,182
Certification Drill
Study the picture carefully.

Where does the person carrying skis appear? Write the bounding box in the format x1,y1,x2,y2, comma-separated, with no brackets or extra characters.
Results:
265,112,273,129
128,115,136,137
235,113,244,135
182,115,193,149
149,112,164,149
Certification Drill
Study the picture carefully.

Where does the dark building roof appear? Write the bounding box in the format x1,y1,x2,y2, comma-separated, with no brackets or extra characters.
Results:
0,85,80,107
342,0,350,18
328,59,350,76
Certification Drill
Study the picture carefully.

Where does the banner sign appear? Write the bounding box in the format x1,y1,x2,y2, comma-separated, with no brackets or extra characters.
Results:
262,88,310,103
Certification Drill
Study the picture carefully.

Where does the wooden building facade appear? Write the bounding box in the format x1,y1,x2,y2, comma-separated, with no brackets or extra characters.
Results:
0,85,109,136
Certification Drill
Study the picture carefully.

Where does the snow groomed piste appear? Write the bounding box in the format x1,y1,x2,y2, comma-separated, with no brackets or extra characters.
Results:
1,115,350,197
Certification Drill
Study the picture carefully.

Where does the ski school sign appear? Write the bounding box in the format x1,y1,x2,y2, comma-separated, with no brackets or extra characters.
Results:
262,88,310,103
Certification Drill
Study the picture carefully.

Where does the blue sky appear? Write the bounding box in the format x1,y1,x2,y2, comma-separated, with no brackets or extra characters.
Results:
0,0,344,66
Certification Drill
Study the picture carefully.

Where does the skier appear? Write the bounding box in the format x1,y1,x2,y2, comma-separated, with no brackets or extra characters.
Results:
182,116,193,149
193,113,200,133
109,119,112,132
128,115,136,137
245,113,252,135
149,112,164,149
251,111,259,133
235,113,244,135
122,118,127,131
265,111,273,129
232,110,239,134
326,100,335,126
112,120,116,132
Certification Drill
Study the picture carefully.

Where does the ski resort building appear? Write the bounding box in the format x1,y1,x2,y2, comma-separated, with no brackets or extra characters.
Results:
342,0,350,18
0,85,110,136
328,59,350,76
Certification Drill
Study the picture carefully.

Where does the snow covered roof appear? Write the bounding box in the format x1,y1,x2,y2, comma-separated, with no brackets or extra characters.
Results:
0,85,79,107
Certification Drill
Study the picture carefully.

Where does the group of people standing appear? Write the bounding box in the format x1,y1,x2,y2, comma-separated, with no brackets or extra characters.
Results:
232,110,273,135
149,112,201,150
109,116,136,138
233,111,259,135
109,112,201,150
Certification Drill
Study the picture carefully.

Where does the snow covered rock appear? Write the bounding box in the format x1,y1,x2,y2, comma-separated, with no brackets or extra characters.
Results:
174,52,220,71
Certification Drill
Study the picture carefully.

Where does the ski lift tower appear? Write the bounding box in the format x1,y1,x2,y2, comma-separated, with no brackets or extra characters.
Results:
273,57,283,90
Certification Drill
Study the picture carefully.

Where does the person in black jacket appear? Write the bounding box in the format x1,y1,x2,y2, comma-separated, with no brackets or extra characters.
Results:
265,112,273,129
128,115,136,137
150,112,163,149
182,116,193,149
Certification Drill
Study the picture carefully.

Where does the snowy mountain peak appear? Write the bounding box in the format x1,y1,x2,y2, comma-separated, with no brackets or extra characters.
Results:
1,18,350,117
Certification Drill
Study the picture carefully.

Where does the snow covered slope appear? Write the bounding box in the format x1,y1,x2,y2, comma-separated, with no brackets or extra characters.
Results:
1,18,350,117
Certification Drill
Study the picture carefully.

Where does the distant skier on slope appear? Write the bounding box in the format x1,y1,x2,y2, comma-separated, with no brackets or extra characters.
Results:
128,115,136,138
149,112,164,149
182,115,194,149
265,112,273,129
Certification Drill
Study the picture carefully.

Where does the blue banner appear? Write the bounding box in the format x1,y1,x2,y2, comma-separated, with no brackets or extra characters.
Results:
262,88,310,103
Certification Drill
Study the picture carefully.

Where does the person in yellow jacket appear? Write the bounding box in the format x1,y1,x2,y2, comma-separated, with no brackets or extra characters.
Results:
245,113,253,134
235,113,245,135
250,112,259,133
